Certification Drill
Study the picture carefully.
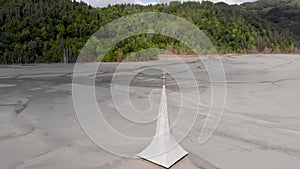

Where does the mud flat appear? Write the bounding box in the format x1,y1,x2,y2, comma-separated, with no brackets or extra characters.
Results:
0,54,300,169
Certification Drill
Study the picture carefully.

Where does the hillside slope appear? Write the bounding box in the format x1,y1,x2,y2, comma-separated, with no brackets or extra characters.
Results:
242,0,300,37
0,0,298,64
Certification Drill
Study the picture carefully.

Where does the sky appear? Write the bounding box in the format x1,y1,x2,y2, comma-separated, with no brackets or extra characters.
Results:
79,0,257,7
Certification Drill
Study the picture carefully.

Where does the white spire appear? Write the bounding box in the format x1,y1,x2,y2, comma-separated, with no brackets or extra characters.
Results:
138,76,188,168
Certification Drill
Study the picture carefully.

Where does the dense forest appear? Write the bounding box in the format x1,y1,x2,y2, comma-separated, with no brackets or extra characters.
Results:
241,0,300,37
0,0,299,63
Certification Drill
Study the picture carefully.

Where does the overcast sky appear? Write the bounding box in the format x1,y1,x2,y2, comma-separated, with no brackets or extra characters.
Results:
79,0,257,7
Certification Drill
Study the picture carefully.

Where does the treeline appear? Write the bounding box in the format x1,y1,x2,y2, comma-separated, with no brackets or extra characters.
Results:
0,0,299,64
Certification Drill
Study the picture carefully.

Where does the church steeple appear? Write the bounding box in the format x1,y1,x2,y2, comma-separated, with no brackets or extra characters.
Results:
138,72,188,168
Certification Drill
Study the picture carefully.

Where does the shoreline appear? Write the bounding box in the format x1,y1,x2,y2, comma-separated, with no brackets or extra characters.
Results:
1,53,300,66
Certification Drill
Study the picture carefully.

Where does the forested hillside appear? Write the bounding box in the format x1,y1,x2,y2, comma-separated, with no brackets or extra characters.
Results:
242,0,300,37
0,0,299,64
